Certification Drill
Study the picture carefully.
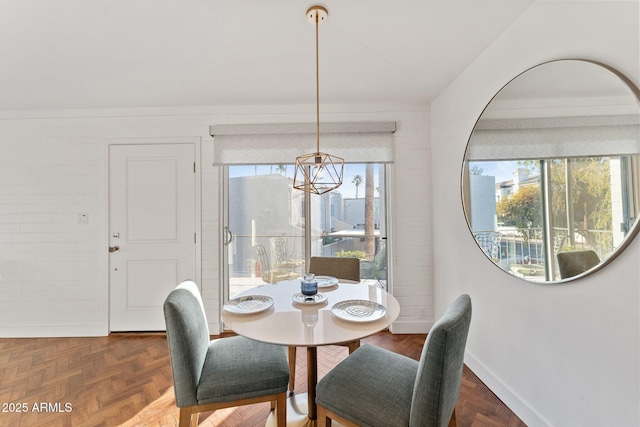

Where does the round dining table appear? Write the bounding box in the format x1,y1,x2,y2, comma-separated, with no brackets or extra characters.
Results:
222,278,400,426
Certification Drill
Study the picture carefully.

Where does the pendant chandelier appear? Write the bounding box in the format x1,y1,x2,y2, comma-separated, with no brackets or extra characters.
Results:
293,5,344,195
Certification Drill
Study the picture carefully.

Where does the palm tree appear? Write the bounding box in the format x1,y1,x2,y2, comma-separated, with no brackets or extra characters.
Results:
352,174,363,198
364,165,375,260
276,164,287,175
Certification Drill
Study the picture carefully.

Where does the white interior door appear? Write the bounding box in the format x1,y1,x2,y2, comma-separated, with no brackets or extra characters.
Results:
109,143,196,331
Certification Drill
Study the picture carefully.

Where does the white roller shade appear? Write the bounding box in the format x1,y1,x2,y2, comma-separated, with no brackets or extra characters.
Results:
468,115,640,161
210,122,396,165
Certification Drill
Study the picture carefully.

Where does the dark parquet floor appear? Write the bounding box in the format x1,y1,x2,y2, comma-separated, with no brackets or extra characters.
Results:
0,332,526,427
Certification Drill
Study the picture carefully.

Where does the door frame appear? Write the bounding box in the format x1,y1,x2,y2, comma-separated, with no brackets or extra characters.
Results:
106,137,202,332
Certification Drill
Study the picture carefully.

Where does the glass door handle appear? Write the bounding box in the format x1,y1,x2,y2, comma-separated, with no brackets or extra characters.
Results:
224,227,234,246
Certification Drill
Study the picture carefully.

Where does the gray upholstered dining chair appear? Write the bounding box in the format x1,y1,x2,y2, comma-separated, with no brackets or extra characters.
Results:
556,249,600,279
163,280,290,427
315,294,472,427
288,256,362,392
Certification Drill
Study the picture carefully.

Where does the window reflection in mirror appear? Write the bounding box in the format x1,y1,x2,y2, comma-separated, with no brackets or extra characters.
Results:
462,60,640,282
468,155,639,281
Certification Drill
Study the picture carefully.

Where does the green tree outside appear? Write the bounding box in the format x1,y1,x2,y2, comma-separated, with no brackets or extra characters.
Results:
496,185,541,239
352,174,363,198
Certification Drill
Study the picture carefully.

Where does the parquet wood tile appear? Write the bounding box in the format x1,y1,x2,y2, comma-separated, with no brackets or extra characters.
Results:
0,332,525,427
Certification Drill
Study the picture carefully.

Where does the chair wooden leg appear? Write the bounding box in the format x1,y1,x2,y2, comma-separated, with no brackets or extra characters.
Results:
448,408,457,427
288,346,297,392
319,407,361,427
317,405,331,427
276,392,287,427
347,339,360,354
179,407,195,427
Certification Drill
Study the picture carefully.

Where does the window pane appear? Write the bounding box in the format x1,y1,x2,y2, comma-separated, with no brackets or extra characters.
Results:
310,164,388,287
226,165,304,298
224,163,389,299
550,157,617,258
469,161,546,280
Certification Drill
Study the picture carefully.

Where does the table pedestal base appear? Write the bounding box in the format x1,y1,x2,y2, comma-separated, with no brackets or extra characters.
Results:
265,393,345,427
265,393,312,427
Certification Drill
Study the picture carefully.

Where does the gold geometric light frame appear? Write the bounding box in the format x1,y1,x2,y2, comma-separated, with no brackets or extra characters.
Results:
293,151,345,195
293,5,344,195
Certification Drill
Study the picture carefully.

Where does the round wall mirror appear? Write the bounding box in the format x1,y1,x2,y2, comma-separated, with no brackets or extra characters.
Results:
462,60,640,283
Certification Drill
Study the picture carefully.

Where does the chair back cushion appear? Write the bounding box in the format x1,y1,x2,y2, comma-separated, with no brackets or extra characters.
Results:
556,250,600,279
410,294,472,427
163,280,210,407
309,256,360,282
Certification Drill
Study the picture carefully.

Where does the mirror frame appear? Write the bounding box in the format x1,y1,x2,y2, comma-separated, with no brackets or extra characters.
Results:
461,59,640,283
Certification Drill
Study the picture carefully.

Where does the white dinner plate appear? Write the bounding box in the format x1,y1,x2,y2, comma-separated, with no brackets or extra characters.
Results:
316,275,339,288
292,292,328,305
223,295,274,314
331,300,387,322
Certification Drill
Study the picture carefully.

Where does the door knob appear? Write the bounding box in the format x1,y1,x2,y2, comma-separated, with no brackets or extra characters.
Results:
109,246,120,253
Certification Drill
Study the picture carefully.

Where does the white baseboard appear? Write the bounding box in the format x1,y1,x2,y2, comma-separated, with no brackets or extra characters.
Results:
208,322,223,335
464,350,553,427
0,323,108,338
0,322,222,338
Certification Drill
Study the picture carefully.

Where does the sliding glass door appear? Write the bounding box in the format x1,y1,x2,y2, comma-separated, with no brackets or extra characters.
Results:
223,163,388,300
223,165,304,299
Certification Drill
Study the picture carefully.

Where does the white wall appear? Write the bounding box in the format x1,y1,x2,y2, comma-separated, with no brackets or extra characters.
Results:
431,2,639,426
0,104,432,337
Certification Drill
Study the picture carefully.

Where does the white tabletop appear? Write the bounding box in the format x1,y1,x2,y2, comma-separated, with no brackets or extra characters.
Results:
222,279,400,347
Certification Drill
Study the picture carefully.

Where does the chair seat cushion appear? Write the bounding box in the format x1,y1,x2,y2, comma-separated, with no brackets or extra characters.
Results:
197,336,289,405
316,345,418,426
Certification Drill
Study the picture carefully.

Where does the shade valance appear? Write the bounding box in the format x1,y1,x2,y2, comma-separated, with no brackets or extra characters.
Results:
468,115,640,161
210,122,396,165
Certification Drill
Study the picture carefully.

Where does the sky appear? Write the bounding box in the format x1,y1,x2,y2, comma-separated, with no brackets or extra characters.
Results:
228,164,381,199
229,161,534,195
471,160,532,183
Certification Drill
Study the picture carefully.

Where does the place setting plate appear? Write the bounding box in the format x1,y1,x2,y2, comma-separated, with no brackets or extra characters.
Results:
316,275,339,288
292,292,328,305
223,295,274,314
331,300,387,322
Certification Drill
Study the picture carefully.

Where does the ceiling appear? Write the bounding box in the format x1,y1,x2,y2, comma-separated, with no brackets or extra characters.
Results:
0,0,535,112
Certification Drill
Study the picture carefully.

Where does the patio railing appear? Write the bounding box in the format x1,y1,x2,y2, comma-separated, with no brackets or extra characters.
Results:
473,226,613,280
